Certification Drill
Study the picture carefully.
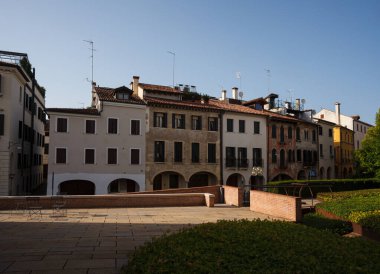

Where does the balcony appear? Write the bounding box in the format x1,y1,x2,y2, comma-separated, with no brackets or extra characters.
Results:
252,158,263,167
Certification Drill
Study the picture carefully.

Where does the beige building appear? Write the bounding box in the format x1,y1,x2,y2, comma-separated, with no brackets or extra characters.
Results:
46,84,146,195
314,118,335,179
0,52,46,195
136,78,222,190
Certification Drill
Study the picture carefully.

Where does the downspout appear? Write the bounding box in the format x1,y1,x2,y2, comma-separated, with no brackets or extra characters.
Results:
29,68,35,193
219,110,224,186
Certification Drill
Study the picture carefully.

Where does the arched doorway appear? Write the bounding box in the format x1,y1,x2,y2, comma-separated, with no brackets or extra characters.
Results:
226,173,245,187
59,180,95,195
152,172,186,190
343,168,347,178
297,170,306,180
108,178,139,193
319,167,325,179
271,174,293,181
327,167,331,179
188,172,217,188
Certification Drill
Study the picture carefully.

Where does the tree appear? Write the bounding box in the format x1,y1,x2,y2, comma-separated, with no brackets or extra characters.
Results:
355,108,380,178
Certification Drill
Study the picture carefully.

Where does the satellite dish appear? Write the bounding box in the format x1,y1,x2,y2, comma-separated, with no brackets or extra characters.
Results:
301,99,306,104
239,91,244,99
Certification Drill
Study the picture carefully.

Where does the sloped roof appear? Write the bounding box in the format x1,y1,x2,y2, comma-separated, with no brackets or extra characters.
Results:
46,108,100,116
139,83,181,94
144,96,220,112
95,86,146,105
208,100,266,116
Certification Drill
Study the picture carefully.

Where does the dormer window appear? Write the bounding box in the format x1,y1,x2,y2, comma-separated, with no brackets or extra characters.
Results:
116,92,130,100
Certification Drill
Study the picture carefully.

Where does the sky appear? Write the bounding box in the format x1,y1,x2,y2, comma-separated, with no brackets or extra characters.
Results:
1,0,379,124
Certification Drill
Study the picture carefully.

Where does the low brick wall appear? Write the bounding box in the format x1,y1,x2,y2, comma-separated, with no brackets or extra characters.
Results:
0,193,215,210
222,186,243,207
128,185,222,203
250,190,302,222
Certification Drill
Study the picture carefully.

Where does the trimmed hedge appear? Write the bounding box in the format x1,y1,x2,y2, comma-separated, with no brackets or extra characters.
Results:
123,219,380,273
266,178,380,197
317,189,380,233
302,213,352,235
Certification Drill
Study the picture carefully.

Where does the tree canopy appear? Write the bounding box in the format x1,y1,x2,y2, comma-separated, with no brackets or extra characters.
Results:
355,108,380,178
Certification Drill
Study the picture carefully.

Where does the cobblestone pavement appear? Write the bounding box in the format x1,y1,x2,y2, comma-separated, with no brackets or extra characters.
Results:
0,206,281,273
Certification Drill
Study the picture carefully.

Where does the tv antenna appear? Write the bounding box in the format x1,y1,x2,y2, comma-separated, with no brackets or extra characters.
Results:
167,51,175,87
239,91,244,100
236,72,242,90
83,40,96,84
265,68,271,92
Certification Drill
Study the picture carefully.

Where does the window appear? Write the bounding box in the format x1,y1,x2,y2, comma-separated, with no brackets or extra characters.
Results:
330,145,333,157
272,125,277,138
154,141,165,162
116,92,129,100
44,144,49,154
252,148,262,167
131,120,140,135
296,127,301,141
85,120,96,134
191,143,200,163
328,128,333,137
208,117,218,131
19,86,22,102
271,149,277,163
208,143,216,163
226,147,236,167
304,130,309,141
108,118,118,134
238,147,248,168
107,148,117,164
191,116,202,130
172,114,185,129
85,148,95,164
174,142,183,163
312,130,316,143
57,118,68,133
18,121,23,139
169,174,179,189
288,126,293,139
239,120,245,133
131,149,140,165
254,121,260,134
320,144,323,157
227,119,234,132
56,148,67,164
319,126,323,136
153,112,167,128
280,149,285,168
280,126,285,143
297,149,302,162
288,149,293,163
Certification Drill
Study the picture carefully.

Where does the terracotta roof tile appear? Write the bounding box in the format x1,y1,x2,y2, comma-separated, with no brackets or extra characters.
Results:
46,108,100,116
144,96,220,111
139,83,181,94
208,100,267,116
95,86,146,105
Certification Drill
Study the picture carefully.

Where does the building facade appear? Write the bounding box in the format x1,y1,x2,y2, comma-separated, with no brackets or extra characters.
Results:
0,52,45,195
333,125,354,178
47,85,146,195
314,118,335,179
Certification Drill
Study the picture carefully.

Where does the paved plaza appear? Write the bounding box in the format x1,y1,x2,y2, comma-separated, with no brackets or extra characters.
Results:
0,206,280,273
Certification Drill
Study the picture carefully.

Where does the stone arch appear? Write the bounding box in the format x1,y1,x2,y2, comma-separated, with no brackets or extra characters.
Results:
152,171,186,190
271,173,293,182
108,178,139,193
319,167,325,179
59,180,95,195
226,173,245,187
188,172,218,188
326,167,332,179
297,170,306,180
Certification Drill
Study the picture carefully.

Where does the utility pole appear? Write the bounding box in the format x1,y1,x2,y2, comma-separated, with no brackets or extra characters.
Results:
167,51,175,87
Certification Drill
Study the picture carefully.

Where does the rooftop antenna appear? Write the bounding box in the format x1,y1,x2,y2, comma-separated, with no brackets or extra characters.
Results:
167,51,175,87
265,68,271,92
236,72,242,90
287,89,294,103
83,40,96,84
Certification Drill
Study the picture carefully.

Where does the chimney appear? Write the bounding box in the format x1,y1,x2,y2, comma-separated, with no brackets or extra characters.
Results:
221,90,227,101
232,87,238,100
91,81,97,107
132,76,139,96
295,98,300,110
335,102,341,125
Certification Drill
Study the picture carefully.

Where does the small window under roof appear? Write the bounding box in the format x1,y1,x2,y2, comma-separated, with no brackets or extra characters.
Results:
114,86,133,100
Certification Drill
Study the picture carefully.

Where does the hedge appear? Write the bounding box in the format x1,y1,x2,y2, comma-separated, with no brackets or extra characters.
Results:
123,219,380,273
266,178,380,197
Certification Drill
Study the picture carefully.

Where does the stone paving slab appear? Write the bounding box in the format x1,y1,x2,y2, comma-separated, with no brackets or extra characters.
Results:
0,206,281,273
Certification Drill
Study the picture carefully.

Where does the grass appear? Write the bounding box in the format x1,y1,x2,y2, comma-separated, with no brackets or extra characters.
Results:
122,219,380,273
317,189,380,233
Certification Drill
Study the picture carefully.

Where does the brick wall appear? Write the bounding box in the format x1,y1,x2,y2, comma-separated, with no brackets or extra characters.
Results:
222,186,243,207
250,190,302,222
0,193,215,210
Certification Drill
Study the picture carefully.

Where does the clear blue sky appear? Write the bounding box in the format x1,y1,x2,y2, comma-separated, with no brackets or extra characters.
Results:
1,0,379,124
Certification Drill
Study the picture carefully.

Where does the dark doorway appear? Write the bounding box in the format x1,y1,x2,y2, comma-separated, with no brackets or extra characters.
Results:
59,180,95,195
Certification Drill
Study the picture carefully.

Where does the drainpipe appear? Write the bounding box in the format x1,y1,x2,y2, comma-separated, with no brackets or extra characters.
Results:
219,111,224,186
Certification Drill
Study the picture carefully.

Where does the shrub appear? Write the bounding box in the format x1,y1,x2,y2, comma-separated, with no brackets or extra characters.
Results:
123,219,380,273
302,213,352,235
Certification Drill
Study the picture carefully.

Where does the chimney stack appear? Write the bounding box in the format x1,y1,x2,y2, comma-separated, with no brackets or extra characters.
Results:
335,102,341,125
295,99,300,110
132,76,139,96
232,87,238,100
91,81,97,107
221,90,227,101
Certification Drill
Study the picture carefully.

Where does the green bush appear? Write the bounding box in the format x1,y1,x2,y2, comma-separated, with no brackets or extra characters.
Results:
302,213,352,235
123,219,380,273
318,188,380,202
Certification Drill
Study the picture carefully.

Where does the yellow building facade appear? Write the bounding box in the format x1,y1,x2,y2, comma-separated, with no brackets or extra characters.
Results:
333,126,354,178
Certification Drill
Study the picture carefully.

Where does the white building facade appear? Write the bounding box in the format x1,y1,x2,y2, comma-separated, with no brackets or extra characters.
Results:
47,85,146,195
0,54,46,195
314,118,335,179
